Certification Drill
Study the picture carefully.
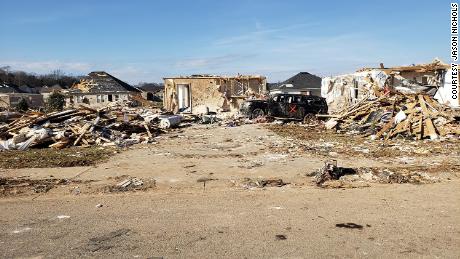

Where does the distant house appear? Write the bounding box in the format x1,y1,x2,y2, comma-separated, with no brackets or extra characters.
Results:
0,83,23,93
136,83,164,102
269,72,322,96
17,85,36,94
0,83,44,109
40,84,65,101
163,75,267,114
65,71,141,107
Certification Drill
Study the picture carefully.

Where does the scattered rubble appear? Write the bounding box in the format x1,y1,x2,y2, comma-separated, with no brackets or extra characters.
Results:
103,177,156,193
241,178,287,188
311,161,446,187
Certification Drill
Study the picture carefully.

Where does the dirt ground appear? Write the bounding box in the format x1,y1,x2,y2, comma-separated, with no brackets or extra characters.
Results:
0,123,459,258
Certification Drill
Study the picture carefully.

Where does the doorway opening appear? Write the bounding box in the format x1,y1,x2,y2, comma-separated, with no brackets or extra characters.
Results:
177,84,191,111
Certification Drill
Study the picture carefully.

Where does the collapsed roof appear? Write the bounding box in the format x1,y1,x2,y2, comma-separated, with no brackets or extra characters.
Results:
71,71,140,93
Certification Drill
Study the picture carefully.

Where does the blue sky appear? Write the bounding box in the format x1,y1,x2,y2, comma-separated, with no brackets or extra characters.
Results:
0,0,452,84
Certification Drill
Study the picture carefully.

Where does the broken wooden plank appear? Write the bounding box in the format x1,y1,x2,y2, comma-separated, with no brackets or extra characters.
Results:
424,117,438,140
73,123,91,146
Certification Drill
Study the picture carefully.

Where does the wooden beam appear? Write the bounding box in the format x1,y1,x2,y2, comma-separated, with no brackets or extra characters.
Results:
417,117,424,140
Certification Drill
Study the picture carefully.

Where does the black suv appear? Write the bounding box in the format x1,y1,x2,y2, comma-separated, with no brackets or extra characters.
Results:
241,94,328,120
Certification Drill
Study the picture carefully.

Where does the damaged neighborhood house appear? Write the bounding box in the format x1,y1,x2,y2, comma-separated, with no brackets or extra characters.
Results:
163,74,267,114
321,59,458,112
65,71,141,108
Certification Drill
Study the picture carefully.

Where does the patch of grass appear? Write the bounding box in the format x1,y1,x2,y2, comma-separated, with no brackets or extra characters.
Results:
0,147,115,169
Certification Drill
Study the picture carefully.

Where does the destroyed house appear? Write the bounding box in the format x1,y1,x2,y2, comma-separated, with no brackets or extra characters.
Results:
269,72,322,96
163,75,267,114
66,71,140,107
321,59,458,112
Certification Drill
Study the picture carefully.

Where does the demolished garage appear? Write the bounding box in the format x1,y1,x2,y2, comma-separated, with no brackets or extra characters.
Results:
163,75,267,114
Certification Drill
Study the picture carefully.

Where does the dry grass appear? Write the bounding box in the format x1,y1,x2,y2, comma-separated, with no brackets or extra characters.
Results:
0,147,115,168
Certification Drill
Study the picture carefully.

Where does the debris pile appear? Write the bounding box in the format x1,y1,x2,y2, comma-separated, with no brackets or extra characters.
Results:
325,94,460,141
313,160,356,186
0,106,182,150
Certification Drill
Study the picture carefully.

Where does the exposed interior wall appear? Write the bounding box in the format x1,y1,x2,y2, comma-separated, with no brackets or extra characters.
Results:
321,71,383,112
163,77,267,114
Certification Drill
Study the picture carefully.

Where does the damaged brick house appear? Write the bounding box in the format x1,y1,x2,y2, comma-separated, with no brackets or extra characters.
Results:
65,71,140,108
321,59,458,112
163,75,267,114
0,83,44,109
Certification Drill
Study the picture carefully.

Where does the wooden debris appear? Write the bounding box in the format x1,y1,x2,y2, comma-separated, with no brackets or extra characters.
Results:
328,93,459,141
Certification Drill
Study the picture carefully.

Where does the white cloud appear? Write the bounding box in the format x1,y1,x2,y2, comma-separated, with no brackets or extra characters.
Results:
213,22,318,46
174,54,255,70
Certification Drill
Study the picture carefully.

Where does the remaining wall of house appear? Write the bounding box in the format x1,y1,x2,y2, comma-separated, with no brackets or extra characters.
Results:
163,77,267,114
0,95,10,108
